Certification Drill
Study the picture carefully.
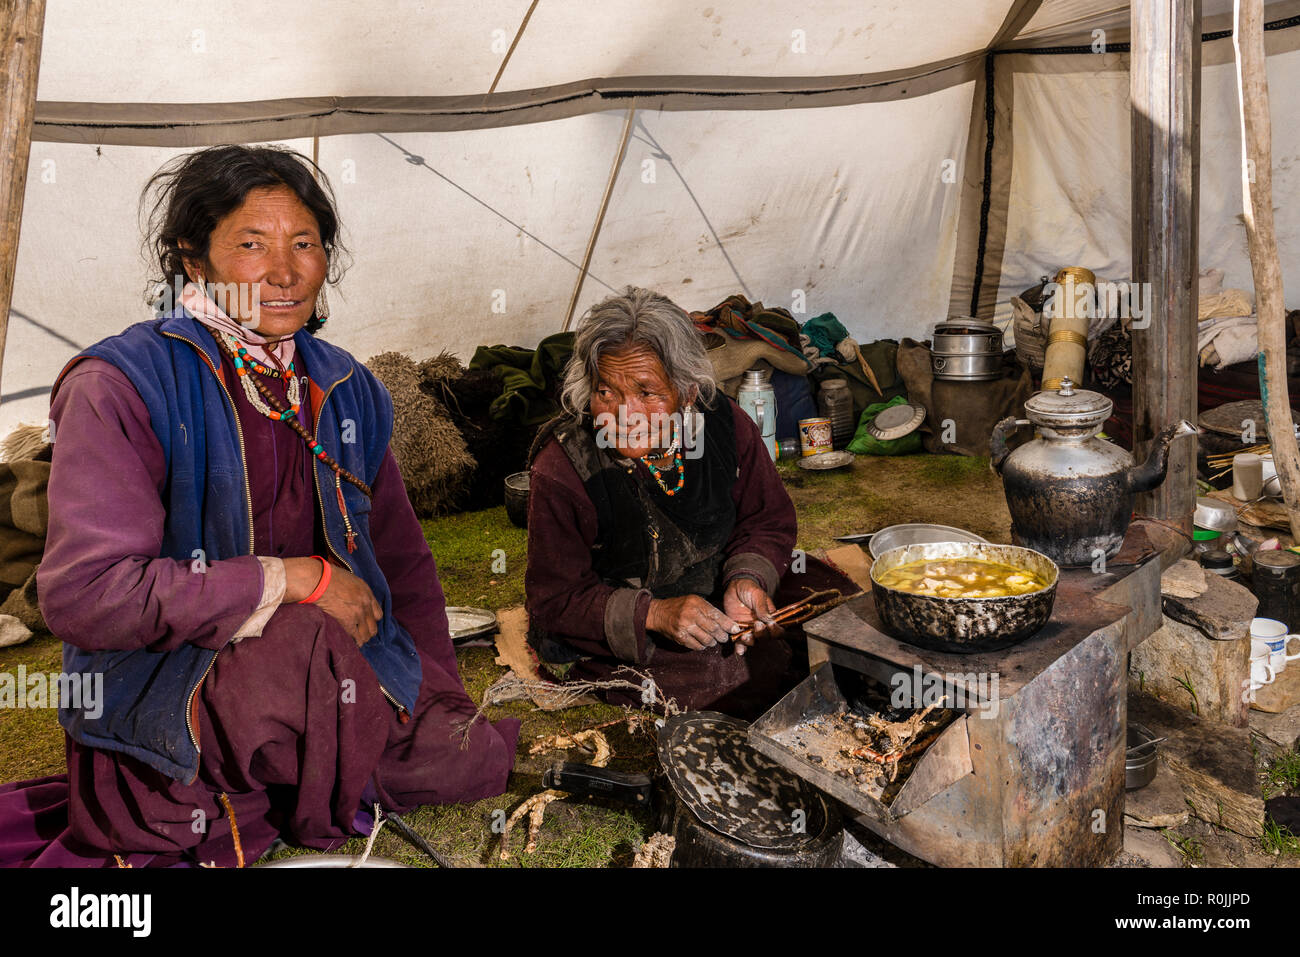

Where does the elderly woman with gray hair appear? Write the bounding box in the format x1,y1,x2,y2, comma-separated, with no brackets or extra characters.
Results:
525,287,852,716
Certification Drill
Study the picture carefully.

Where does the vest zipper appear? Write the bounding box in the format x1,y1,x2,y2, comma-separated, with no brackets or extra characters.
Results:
163,330,256,761
311,369,408,718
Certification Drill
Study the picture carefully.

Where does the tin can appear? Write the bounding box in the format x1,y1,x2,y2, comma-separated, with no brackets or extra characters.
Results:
799,417,833,457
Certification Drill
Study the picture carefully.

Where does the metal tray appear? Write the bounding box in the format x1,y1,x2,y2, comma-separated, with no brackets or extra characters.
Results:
748,662,972,822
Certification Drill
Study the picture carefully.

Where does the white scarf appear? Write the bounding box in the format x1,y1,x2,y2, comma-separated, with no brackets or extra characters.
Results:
180,282,297,371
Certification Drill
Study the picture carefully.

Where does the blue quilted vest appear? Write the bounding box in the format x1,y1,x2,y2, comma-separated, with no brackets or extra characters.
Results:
52,310,421,782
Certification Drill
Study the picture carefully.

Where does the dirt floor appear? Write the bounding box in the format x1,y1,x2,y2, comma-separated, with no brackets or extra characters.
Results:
2,451,1298,868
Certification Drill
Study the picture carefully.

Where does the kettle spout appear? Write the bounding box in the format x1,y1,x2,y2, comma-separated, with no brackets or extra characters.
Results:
1127,419,1199,493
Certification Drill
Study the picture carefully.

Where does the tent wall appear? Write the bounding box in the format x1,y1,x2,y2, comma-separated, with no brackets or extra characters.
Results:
3,87,974,437
8,1,1300,442
989,25,1300,324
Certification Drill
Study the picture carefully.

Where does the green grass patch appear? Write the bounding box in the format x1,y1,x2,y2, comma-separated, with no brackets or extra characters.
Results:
1263,750,1300,799
1261,818,1300,857
422,506,527,609
0,634,66,781
1164,831,1205,866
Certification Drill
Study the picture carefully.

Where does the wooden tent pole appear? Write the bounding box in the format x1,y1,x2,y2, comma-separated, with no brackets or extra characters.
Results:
1235,0,1300,538
1130,0,1201,527
563,103,635,332
0,0,46,403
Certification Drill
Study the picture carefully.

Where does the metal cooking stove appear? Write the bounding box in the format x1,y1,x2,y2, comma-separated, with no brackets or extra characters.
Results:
748,521,1179,866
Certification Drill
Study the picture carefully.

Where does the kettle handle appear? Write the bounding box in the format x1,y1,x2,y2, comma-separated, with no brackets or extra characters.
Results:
990,417,1029,473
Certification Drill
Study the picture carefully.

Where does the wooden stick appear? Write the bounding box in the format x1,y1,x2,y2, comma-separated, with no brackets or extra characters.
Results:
1234,0,1300,539
0,0,47,402
562,104,636,332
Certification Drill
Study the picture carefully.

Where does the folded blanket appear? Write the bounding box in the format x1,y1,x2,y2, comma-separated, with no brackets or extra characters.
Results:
1197,314,1258,369
469,332,576,426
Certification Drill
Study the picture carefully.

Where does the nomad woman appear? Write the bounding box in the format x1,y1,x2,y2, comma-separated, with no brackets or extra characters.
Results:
525,287,854,717
0,145,517,866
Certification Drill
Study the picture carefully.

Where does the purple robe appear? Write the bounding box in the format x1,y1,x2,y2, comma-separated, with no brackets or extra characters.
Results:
0,341,518,867
525,399,857,718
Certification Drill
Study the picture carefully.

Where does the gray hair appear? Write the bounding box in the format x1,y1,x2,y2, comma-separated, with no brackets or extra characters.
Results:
560,286,717,416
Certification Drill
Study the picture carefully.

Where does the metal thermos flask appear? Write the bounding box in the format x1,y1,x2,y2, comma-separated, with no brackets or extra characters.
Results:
737,368,777,461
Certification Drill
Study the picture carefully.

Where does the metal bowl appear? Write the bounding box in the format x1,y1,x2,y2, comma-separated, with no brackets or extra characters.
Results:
1126,722,1159,790
257,854,409,868
868,523,988,560
869,541,1058,654
1193,497,1237,533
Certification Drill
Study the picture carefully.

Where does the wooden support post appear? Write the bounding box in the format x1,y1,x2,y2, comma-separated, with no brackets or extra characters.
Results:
563,104,635,333
1235,0,1300,539
0,0,46,403
1130,0,1201,527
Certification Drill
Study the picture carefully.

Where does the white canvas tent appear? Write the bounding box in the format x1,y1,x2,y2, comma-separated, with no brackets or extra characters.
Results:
4,0,1300,440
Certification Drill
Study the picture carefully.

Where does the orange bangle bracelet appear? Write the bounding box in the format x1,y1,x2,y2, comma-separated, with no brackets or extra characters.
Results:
298,555,331,604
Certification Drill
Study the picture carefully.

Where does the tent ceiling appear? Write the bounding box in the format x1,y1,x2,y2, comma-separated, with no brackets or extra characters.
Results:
37,1,1013,104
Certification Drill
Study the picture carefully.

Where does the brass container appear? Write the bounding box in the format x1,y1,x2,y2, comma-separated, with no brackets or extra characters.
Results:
1041,266,1095,391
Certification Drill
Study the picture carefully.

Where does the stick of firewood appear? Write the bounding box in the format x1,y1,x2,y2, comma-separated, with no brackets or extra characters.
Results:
1235,0,1300,539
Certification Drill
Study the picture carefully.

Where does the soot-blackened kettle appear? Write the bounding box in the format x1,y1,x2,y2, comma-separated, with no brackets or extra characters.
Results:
990,378,1197,566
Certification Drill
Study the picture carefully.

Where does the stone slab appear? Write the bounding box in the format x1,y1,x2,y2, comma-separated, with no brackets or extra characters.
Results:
1249,705,1300,752
1124,767,1192,829
1121,825,1184,868
1131,615,1250,727
1252,660,1300,714
1160,571,1257,641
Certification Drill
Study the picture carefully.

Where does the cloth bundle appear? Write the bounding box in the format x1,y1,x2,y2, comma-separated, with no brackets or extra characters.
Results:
0,425,55,646
468,332,575,426
691,295,812,396
1196,269,1259,370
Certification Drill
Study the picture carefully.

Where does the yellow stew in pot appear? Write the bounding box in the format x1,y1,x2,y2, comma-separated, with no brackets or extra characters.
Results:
875,558,1048,599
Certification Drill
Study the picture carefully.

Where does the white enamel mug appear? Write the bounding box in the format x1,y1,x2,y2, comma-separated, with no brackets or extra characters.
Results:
1250,618,1300,673
1251,655,1277,690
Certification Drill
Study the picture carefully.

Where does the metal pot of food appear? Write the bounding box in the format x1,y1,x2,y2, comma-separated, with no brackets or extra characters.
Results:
990,377,1198,566
870,541,1058,654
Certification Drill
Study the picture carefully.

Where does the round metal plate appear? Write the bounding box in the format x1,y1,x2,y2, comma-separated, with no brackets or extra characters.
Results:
797,450,854,470
658,712,828,850
444,607,497,642
867,403,925,441
1198,400,1267,439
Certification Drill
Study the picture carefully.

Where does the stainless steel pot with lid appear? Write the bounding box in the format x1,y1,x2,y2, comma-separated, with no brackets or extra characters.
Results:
932,316,1004,381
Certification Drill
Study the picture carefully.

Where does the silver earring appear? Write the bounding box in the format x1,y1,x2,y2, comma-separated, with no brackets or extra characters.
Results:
314,286,330,323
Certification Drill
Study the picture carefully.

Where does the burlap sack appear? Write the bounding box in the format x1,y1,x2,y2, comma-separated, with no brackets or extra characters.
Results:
0,459,50,601
896,339,1033,456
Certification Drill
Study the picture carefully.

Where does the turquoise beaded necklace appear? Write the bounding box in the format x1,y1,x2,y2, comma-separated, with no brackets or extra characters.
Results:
639,427,685,496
